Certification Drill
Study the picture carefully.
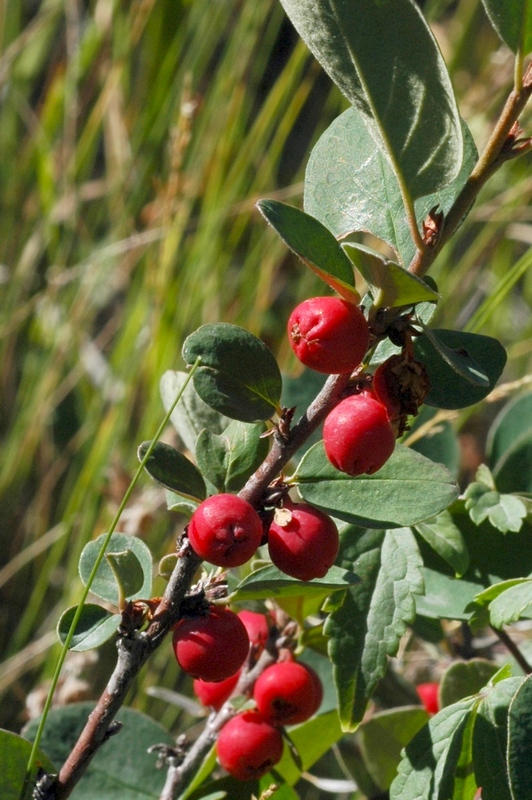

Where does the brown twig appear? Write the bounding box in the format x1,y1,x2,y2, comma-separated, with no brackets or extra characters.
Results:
491,625,532,676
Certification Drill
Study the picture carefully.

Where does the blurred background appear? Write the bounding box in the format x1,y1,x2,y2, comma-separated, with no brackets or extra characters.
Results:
1,0,531,775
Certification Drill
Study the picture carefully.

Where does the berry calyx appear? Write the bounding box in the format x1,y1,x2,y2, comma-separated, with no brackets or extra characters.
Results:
287,296,369,374
216,710,284,781
253,661,323,726
187,494,263,568
237,610,270,654
323,392,396,476
373,353,430,435
172,606,249,682
416,682,440,715
193,671,240,710
267,500,339,581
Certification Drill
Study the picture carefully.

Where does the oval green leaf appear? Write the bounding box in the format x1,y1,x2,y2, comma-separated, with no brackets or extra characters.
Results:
57,604,121,651
439,658,499,708
487,391,532,493
508,675,532,799
481,0,532,55
413,329,507,409
256,200,359,301
182,324,282,422
295,442,459,528
195,420,269,493
0,729,56,800
160,370,230,454
280,0,463,201
79,532,153,606
138,440,206,500
231,564,359,601
415,510,469,577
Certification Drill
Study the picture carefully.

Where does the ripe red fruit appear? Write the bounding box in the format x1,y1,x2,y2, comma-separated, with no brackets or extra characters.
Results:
193,671,240,711
323,392,396,476
237,610,270,653
287,296,369,374
187,494,263,567
172,606,249,682
253,661,323,726
216,710,284,781
416,682,440,715
267,500,339,581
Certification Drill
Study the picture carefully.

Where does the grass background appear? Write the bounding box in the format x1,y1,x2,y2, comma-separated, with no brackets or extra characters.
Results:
0,0,531,785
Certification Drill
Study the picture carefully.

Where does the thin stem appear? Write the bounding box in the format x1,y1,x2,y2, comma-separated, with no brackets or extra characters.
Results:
491,625,532,675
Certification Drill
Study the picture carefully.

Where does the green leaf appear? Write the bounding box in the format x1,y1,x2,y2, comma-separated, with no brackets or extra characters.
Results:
413,329,507,409
105,549,145,604
508,674,532,799
165,490,200,517
306,109,477,268
281,369,327,454
343,243,439,308
138,441,206,500
182,324,282,422
160,370,229,454
487,391,532,493
408,405,461,477
256,200,359,301
416,567,485,621
415,510,470,576
390,698,479,800
23,703,174,800
195,421,269,493
464,482,527,534
281,0,463,202
325,527,424,729
481,0,532,54
295,442,459,528
57,604,121,651
0,729,56,800
358,707,430,791
79,533,153,606
273,711,344,785
488,579,532,627
230,564,359,602
439,659,500,708
473,677,523,800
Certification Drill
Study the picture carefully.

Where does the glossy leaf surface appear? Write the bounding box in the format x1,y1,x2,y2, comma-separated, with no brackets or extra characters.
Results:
415,510,469,576
183,324,282,422
138,441,206,500
482,0,532,54
57,604,121,651
195,421,269,493
231,564,359,602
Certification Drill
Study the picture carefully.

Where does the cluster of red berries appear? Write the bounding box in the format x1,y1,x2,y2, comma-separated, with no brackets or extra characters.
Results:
172,607,323,781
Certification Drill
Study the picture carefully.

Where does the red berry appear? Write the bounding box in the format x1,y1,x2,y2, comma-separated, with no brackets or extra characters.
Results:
237,610,270,653
416,682,440,715
287,296,369,374
172,606,249,682
193,671,240,710
216,710,284,781
323,393,396,476
187,494,263,568
267,500,339,581
253,661,323,726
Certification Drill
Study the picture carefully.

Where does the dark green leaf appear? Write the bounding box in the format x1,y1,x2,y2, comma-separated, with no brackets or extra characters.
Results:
79,533,153,606
415,510,470,576
182,324,282,422
343,243,439,308
138,441,206,500
408,405,461,477
231,564,359,602
473,677,523,800
508,674,532,799
415,567,485,621
295,442,459,528
23,704,174,800
413,329,507,409
105,549,145,603
326,527,424,729
257,200,359,301
439,659,500,707
481,0,532,54
358,707,430,791
195,421,269,493
281,369,327,454
165,490,200,517
0,729,56,800
390,698,479,800
160,370,229,453
281,0,463,201
487,391,532,493
305,109,477,268
57,604,120,651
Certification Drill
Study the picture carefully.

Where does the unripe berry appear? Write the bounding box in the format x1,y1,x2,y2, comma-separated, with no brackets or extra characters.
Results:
287,296,369,374
416,682,440,715
193,671,240,711
216,710,284,781
323,393,395,476
267,500,339,581
187,494,263,568
237,610,270,653
253,661,323,726
172,606,249,682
